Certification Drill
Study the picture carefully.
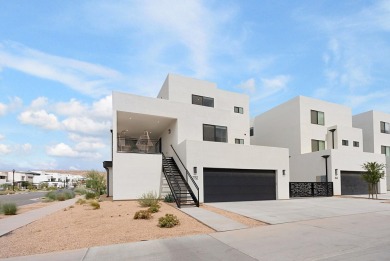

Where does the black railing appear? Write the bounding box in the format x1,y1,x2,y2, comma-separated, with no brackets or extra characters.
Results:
117,137,161,154
162,153,181,208
290,182,333,198
170,145,199,207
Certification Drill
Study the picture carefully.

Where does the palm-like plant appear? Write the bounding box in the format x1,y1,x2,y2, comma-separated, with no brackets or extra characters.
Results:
361,162,386,199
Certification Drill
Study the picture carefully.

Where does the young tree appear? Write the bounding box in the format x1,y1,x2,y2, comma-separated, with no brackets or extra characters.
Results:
86,170,106,196
361,162,386,199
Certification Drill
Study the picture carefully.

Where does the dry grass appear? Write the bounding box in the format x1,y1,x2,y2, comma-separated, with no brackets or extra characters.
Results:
0,202,55,219
0,201,214,258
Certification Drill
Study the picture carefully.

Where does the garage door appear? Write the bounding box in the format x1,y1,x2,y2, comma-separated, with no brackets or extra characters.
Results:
341,171,369,195
203,168,276,203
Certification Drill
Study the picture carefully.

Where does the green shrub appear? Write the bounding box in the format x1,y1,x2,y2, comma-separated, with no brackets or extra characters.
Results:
45,191,56,201
2,203,18,215
164,193,175,203
85,191,97,200
76,198,86,205
148,204,161,213
134,210,152,219
74,187,87,195
86,170,106,195
47,186,58,191
90,201,100,210
158,214,179,228
138,191,159,207
45,189,75,201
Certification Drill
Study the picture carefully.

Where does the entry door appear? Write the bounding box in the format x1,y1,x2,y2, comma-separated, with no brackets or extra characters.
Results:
203,168,276,203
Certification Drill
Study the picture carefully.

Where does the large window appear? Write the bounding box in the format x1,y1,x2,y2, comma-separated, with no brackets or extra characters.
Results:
234,106,244,114
311,139,325,152
192,94,214,107
380,121,390,134
203,124,227,142
311,110,325,125
381,146,390,156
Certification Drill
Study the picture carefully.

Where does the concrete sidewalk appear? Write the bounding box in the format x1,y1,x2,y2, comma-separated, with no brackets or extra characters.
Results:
180,207,248,231
0,197,78,236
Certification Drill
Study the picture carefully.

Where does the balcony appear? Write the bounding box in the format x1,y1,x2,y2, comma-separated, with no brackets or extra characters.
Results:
117,137,161,154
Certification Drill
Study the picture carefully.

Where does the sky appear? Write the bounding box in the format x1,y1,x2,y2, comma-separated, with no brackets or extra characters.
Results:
1,0,389,171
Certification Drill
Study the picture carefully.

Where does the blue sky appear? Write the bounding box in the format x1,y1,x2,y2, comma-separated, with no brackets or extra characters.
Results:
1,0,389,171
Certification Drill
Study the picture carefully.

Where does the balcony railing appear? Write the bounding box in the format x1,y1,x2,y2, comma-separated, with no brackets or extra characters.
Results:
117,137,161,154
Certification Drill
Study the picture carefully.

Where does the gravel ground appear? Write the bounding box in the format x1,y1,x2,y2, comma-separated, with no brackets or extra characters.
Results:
0,200,214,258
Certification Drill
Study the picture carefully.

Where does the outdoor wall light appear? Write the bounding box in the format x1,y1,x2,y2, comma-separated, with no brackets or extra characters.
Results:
283,170,286,176
335,169,338,179
168,129,171,134
193,167,197,174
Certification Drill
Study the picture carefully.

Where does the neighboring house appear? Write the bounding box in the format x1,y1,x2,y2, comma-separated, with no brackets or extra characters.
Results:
106,74,290,205
251,96,387,196
353,111,390,189
0,172,7,185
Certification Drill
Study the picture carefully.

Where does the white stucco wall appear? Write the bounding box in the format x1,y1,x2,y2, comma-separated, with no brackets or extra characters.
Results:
352,111,375,153
290,149,387,195
112,153,162,200
176,140,290,202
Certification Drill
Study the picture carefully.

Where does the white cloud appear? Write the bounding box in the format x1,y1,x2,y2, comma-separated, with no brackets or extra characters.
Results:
91,95,112,119
22,143,32,152
18,109,61,130
0,103,7,116
237,78,256,93
47,143,78,157
0,144,11,154
68,133,102,143
31,97,48,109
250,75,290,102
62,116,110,135
0,134,4,140
55,98,87,116
75,141,105,151
0,96,23,116
0,42,123,97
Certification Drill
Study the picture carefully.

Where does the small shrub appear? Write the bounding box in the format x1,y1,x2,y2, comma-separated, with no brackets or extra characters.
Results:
90,201,100,210
74,187,87,195
2,203,18,215
134,210,152,220
148,204,160,213
56,193,66,201
85,191,97,200
76,198,86,205
158,214,179,228
64,191,75,199
45,189,75,201
138,191,159,207
164,193,175,203
45,191,56,201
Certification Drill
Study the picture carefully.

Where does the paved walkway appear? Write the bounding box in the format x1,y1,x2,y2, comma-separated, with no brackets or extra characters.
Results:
180,206,248,231
0,197,78,236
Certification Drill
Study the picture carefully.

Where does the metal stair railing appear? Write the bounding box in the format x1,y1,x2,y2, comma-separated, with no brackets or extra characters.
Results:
162,153,181,208
170,145,199,207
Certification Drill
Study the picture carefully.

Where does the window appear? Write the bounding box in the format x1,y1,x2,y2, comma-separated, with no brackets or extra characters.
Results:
234,106,244,114
381,146,390,156
235,139,244,144
250,127,254,136
380,121,390,134
342,140,349,146
203,124,227,142
311,139,325,152
192,94,214,107
311,110,325,125
353,141,359,147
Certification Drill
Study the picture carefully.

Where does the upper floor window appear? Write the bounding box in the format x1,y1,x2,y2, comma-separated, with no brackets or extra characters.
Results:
192,94,214,107
311,110,325,125
353,141,359,147
311,139,325,152
342,140,349,146
380,121,390,134
234,106,244,114
250,127,254,136
235,138,244,144
203,124,227,143
381,146,390,156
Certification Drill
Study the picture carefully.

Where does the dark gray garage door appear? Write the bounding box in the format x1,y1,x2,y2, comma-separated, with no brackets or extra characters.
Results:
203,168,276,203
341,171,369,195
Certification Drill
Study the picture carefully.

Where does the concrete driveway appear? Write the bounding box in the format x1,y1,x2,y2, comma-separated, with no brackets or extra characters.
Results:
207,196,390,224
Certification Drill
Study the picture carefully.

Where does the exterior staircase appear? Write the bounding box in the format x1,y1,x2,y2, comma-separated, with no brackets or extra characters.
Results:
162,156,198,208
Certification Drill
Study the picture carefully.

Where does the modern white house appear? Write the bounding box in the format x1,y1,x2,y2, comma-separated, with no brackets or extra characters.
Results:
353,111,390,189
251,96,387,196
105,74,290,206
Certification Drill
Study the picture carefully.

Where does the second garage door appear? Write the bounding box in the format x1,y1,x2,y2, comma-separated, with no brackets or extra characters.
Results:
203,168,276,203
341,171,369,195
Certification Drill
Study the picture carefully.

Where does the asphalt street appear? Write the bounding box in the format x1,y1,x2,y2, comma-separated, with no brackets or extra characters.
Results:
0,191,46,206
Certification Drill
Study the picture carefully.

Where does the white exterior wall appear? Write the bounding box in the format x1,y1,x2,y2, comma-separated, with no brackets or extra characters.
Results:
290,149,387,195
387,157,390,190
176,140,290,202
327,125,363,152
113,153,162,200
352,111,375,153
